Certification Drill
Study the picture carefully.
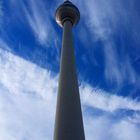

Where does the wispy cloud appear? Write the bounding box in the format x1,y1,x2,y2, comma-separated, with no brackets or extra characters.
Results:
17,0,56,46
103,42,137,86
0,47,139,140
0,38,12,52
84,114,140,140
1,0,56,46
0,0,3,24
103,42,123,86
0,47,57,139
80,83,140,112
76,0,139,86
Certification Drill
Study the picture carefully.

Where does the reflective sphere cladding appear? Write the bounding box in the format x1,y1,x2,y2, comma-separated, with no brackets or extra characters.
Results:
55,1,80,27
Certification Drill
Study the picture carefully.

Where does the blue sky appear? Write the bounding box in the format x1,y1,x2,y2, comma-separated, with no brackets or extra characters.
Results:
0,0,140,140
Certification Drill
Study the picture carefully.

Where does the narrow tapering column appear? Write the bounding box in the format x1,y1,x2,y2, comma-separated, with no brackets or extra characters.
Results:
54,1,85,140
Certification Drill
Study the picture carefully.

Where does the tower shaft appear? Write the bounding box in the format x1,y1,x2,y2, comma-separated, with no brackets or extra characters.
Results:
54,20,85,140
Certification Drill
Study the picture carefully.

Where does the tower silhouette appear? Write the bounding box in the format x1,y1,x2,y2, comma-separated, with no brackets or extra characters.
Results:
54,1,85,140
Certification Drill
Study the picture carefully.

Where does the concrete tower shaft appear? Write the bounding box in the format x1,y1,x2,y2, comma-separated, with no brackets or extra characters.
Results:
54,1,85,140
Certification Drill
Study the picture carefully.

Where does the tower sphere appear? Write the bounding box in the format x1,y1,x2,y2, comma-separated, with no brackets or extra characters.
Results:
55,1,80,27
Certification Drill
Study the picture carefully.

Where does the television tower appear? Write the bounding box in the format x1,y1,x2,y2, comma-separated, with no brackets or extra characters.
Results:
54,1,85,140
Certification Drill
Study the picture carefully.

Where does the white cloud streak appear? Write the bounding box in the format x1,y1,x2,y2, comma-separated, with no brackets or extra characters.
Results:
84,115,140,140
75,0,139,86
0,0,3,24
80,83,140,112
0,47,57,140
103,42,137,86
0,47,140,140
20,0,56,45
0,38,12,52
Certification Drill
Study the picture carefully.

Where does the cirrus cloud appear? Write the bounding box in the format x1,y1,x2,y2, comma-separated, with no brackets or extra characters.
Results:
0,45,140,140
